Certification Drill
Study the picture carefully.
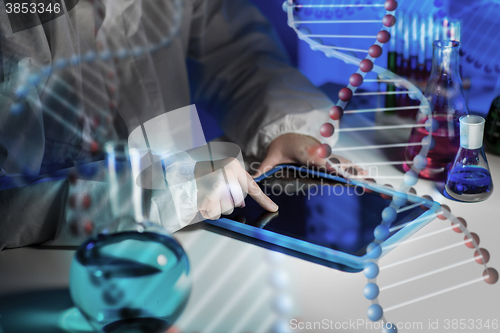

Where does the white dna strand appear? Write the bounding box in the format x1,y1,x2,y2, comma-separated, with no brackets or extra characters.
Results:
285,0,498,332
453,0,500,74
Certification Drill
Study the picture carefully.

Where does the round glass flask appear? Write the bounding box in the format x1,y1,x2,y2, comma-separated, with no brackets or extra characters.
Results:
69,141,191,333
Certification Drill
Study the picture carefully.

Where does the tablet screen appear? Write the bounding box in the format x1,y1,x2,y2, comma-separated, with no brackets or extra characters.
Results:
225,167,425,257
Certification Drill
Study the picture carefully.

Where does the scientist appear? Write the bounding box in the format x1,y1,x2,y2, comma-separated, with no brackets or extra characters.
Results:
0,0,362,250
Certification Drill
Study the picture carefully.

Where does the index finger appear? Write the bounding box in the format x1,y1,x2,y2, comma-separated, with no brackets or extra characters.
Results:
244,172,279,212
226,160,279,212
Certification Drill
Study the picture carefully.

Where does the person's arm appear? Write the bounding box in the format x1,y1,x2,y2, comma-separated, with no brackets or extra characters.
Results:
187,0,339,161
0,15,60,250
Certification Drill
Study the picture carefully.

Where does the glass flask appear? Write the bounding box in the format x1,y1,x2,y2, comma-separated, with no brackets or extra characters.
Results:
484,77,500,155
404,40,469,180
69,141,191,333
445,116,493,202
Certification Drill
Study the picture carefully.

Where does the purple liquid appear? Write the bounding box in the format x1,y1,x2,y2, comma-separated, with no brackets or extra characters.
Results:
404,115,460,180
445,166,493,202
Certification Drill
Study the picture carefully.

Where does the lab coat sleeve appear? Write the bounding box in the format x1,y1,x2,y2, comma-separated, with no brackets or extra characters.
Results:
187,0,338,160
0,2,201,250
0,4,143,249
0,12,66,250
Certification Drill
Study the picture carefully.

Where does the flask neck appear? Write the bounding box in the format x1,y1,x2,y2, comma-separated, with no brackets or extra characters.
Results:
429,40,461,81
424,40,468,116
459,115,485,149
105,141,145,223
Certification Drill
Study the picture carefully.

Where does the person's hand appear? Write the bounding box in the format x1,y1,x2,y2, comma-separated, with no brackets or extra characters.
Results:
195,158,278,220
253,133,367,178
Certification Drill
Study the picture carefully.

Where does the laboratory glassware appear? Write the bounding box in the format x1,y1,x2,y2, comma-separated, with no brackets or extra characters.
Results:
445,115,493,202
404,40,469,180
69,140,191,333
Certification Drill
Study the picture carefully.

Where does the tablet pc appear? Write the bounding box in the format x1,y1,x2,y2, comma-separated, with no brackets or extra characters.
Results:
204,165,438,271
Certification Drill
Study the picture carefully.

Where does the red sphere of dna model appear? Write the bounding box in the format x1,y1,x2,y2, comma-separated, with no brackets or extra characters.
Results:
369,45,383,58
317,144,332,158
382,15,396,27
338,87,353,101
349,73,364,87
329,106,344,120
451,217,467,233
384,0,398,11
359,59,374,73
377,30,391,44
465,233,480,249
483,268,499,285
320,123,335,137
474,248,490,264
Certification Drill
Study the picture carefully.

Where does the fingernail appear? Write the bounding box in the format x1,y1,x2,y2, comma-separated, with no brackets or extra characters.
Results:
241,201,246,208
346,166,358,176
271,203,279,211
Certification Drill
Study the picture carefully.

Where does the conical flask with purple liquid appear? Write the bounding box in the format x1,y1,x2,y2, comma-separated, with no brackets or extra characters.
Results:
404,40,468,180
445,115,493,202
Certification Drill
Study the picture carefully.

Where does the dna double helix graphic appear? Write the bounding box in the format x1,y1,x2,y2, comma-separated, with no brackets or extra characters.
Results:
3,0,499,332
285,0,498,332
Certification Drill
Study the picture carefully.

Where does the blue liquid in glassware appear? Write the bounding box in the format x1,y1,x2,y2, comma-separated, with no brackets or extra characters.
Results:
69,231,191,333
445,165,493,202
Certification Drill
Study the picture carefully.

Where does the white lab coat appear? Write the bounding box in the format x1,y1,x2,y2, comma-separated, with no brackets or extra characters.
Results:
0,0,338,249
